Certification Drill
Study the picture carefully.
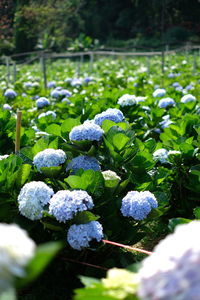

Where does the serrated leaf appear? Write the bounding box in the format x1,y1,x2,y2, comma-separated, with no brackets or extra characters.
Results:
45,124,61,136
61,118,81,133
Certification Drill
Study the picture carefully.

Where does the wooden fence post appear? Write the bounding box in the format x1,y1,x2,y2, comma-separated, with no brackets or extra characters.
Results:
15,110,22,153
40,52,47,89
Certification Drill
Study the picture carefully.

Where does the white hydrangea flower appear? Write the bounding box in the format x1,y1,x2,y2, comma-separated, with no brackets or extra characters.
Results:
33,149,66,172
153,148,169,164
17,181,54,220
102,170,121,181
181,94,196,103
102,268,139,299
0,155,9,161
153,89,166,98
117,94,136,107
138,221,200,300
0,223,35,295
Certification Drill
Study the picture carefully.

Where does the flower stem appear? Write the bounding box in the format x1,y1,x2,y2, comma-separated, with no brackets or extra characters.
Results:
102,239,152,255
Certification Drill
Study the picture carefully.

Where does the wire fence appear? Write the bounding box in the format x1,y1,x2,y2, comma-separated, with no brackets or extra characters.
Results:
0,43,200,88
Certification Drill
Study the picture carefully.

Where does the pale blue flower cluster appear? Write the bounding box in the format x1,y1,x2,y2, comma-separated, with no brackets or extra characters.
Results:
66,155,100,173
153,88,166,98
17,181,54,220
181,94,196,103
67,221,103,250
4,89,17,99
51,87,72,99
153,148,169,163
69,120,104,141
159,115,173,129
61,97,71,104
36,97,50,108
49,190,94,222
33,148,66,172
38,110,56,119
47,81,56,88
94,108,124,126
2,104,12,111
71,78,82,87
158,97,175,108
121,191,158,220
117,94,136,107
138,221,200,300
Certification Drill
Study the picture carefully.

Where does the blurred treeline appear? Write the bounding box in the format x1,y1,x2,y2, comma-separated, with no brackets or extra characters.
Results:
1,0,200,55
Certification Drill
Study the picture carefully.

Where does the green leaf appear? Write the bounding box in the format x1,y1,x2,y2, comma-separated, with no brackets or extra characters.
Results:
45,124,61,136
193,207,200,219
16,164,32,186
32,137,49,155
65,175,82,189
112,133,130,151
73,211,100,225
61,118,81,133
168,218,191,232
17,241,63,288
79,276,101,287
190,165,200,177
40,166,62,177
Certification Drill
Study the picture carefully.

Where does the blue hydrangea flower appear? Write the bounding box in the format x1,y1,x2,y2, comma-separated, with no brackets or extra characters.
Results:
4,89,17,99
172,82,181,88
60,89,72,97
23,82,33,89
159,115,173,129
71,78,82,87
69,120,104,141
67,221,103,250
94,108,124,126
117,94,136,107
51,89,61,99
66,155,100,173
84,77,92,83
153,148,169,163
47,81,56,88
33,149,66,172
153,88,166,98
121,191,158,220
17,181,54,220
36,97,50,108
181,94,196,103
185,84,194,91
3,104,12,110
49,190,94,222
38,110,56,120
61,97,71,104
158,97,175,108
138,221,200,300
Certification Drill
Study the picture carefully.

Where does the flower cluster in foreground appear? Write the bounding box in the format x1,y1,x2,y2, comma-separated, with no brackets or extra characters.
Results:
121,191,158,220
94,108,124,125
33,148,66,172
49,190,94,222
17,181,54,220
0,223,35,295
67,221,103,250
138,221,200,300
69,120,104,141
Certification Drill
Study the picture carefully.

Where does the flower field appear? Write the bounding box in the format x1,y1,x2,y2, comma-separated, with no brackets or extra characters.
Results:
0,52,200,299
